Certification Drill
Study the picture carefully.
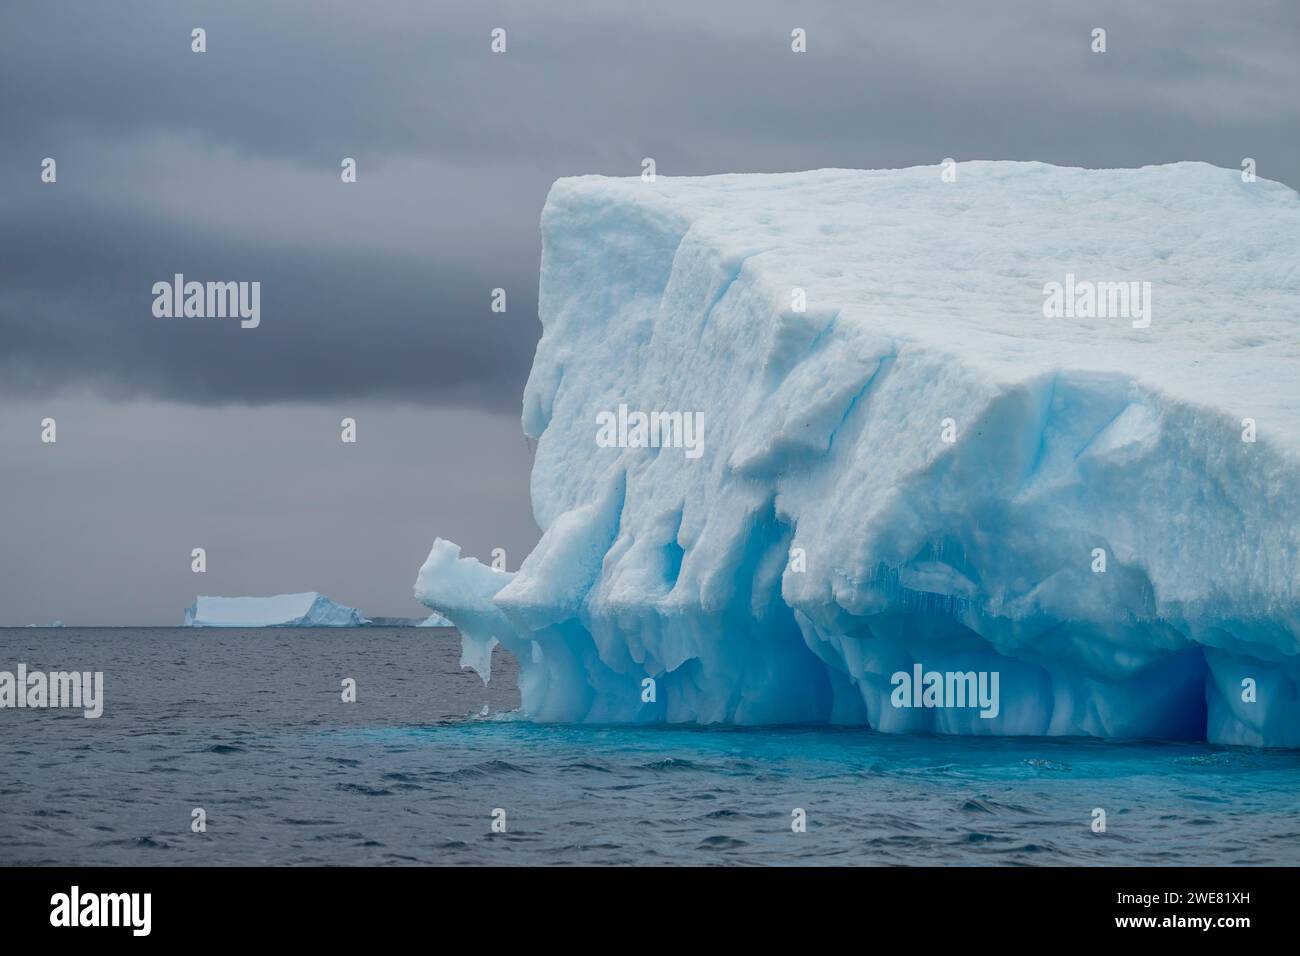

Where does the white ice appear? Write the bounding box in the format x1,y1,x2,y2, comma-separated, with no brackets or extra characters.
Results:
184,592,364,627
416,162,1300,745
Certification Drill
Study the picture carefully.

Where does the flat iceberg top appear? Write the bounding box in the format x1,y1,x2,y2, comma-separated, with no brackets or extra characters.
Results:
184,592,363,627
543,162,1300,447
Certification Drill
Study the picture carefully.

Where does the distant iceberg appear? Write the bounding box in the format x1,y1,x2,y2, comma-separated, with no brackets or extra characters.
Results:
416,162,1300,746
418,611,455,627
184,593,364,627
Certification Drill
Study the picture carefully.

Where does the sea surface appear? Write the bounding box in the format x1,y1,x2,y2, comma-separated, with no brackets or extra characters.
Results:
2,627,1298,866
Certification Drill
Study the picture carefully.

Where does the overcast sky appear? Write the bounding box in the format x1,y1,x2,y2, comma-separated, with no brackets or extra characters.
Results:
1,0,1297,624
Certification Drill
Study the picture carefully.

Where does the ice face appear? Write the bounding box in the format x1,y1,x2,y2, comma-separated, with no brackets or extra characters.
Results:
184,593,364,627
416,162,1300,746
414,539,514,683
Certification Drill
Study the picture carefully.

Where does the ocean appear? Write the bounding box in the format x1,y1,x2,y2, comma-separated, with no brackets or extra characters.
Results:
2,627,1298,866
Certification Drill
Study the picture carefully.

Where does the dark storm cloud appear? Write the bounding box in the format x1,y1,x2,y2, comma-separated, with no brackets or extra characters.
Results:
2,0,1297,410
0,198,535,408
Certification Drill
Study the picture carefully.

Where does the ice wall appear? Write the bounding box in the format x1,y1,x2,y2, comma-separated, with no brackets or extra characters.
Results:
417,162,1300,745
184,592,364,627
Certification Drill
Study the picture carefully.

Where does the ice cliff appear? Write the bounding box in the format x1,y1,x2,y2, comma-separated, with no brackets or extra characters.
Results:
416,162,1300,746
184,593,364,627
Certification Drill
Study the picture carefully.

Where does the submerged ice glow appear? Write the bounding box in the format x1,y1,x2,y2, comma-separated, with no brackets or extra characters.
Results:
417,162,1300,747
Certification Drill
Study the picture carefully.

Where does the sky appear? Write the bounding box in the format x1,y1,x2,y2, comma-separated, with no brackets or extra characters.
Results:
1,0,1297,624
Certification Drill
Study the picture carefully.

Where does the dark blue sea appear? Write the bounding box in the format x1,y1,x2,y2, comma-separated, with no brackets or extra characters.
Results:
2,627,1298,866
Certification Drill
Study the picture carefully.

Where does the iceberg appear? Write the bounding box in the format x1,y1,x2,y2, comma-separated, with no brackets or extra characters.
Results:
417,611,455,628
184,593,364,627
416,162,1300,746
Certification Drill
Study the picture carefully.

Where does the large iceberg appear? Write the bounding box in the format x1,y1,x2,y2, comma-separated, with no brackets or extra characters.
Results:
184,593,364,627
416,162,1300,746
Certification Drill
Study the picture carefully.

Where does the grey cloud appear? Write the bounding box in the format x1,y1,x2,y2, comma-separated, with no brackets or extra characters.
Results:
0,398,538,626
2,1,1296,412
0,198,537,408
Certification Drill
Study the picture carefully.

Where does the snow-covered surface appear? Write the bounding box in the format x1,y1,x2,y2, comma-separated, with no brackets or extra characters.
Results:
184,593,364,627
416,162,1300,746
415,540,513,677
